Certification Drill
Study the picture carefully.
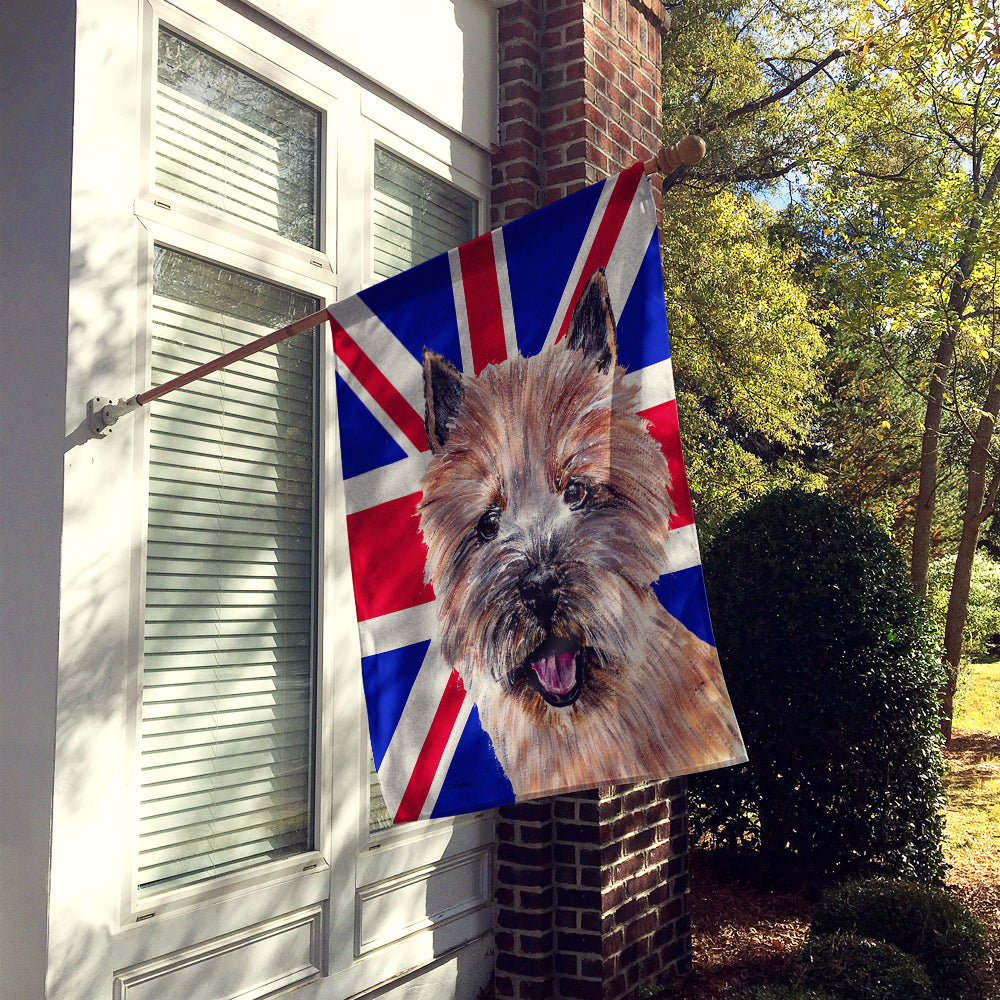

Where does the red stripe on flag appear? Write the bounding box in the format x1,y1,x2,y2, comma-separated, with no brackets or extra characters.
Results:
345,491,435,621
639,399,696,530
394,669,467,823
459,233,507,374
330,318,429,453
556,161,646,343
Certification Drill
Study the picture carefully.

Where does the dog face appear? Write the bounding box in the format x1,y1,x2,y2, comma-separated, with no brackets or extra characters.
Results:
419,271,674,714
417,269,744,794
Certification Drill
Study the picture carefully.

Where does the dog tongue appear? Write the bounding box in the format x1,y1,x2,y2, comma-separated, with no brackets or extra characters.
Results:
531,648,577,696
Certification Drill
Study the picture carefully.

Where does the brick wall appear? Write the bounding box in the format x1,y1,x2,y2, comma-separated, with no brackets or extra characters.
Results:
492,0,667,228
490,6,692,997
494,782,691,1000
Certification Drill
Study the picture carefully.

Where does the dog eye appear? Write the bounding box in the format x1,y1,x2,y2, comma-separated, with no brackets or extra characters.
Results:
477,507,502,541
563,480,590,509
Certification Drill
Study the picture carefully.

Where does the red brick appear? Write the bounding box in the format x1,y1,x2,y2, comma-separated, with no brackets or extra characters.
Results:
499,100,540,125
560,979,603,1000
625,911,657,944
555,952,579,976
558,930,602,954
496,952,551,978
498,863,552,888
504,80,541,105
503,40,538,63
625,868,658,897
520,886,554,910
499,841,551,867
503,120,543,145
519,931,555,954
515,977,555,1000
498,907,551,932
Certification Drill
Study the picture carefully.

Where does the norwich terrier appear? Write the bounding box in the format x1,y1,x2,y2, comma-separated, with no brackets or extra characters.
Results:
419,269,745,798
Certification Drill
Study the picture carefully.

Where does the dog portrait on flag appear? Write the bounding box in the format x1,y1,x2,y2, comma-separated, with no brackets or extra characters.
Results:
332,162,745,821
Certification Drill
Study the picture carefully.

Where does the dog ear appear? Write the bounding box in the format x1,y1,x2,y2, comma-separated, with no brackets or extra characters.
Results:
565,268,617,372
423,349,465,451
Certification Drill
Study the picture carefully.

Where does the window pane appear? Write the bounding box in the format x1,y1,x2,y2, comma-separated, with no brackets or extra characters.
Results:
368,149,477,832
156,28,320,248
372,146,477,280
138,247,318,895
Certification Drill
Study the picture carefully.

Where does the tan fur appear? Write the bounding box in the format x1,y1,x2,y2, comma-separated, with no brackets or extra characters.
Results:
419,275,745,798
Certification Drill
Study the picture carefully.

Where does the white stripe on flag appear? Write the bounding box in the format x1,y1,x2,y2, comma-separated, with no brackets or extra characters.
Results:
375,637,451,815
360,601,439,658
604,186,658,322
329,295,427,420
625,358,675,412
663,522,702,574
492,227,519,361
542,175,619,350
420,695,474,819
448,248,476,377
336,363,423,460
343,453,431,516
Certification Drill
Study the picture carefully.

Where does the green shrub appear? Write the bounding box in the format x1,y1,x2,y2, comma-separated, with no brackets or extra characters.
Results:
812,878,988,998
692,489,946,882
792,933,934,1000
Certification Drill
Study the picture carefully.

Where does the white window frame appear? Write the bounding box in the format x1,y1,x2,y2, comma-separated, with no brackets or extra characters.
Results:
109,0,497,992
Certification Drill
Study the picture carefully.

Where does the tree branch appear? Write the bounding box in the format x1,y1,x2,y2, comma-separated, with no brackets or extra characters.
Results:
701,49,847,134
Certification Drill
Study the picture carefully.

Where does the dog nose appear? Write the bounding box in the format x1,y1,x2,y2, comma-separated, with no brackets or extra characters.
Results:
519,566,561,622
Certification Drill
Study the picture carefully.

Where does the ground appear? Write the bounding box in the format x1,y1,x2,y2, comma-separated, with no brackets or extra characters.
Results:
658,724,1000,999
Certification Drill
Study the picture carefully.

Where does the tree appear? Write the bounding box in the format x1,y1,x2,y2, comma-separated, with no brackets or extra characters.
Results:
658,1,843,534
659,188,826,535
800,0,1000,736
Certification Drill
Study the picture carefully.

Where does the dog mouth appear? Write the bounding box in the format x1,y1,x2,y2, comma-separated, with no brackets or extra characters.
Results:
519,635,590,707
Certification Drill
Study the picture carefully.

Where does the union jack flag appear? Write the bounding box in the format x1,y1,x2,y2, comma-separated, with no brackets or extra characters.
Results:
330,162,715,822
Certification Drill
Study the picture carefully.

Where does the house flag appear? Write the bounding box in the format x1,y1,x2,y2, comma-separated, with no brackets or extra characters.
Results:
332,161,746,823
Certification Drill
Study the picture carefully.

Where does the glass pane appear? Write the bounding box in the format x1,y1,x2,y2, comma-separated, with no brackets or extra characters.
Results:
368,149,477,832
372,146,477,280
138,246,318,895
156,28,320,248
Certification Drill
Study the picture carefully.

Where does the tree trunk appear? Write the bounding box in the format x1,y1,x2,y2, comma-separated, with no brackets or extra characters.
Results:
910,328,956,598
940,374,1000,741
910,160,1000,597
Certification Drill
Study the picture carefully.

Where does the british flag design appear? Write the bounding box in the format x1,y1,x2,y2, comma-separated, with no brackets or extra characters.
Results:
330,162,716,823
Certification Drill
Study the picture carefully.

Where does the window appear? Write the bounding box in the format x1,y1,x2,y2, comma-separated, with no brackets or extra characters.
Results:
138,248,319,895
136,26,323,898
155,28,320,247
116,6,493,992
372,145,477,280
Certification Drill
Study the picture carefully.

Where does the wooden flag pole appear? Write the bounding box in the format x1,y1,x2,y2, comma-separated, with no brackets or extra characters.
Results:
87,307,331,437
643,134,706,175
88,137,705,438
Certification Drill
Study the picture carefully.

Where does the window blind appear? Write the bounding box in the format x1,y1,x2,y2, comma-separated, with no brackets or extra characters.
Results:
372,146,477,281
138,248,319,895
367,148,477,832
156,28,320,248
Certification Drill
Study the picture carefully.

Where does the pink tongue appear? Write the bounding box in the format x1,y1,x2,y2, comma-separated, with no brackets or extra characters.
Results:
531,649,578,695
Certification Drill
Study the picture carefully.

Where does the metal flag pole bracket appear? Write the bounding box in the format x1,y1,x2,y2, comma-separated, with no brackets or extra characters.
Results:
88,395,141,438
86,306,332,439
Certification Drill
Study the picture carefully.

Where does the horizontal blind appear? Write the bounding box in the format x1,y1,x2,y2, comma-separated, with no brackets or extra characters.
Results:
367,148,477,832
139,247,318,895
156,27,320,248
372,146,477,281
